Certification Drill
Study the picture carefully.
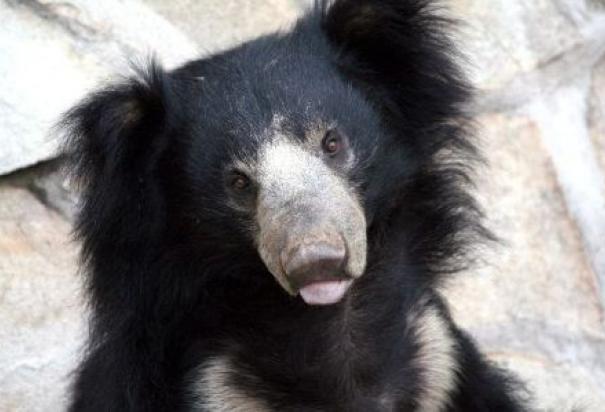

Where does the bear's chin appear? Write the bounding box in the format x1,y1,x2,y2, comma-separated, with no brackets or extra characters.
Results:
298,279,353,305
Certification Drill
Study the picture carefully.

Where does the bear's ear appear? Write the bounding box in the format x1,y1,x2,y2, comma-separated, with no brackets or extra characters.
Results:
61,62,177,186
59,62,179,253
321,0,470,131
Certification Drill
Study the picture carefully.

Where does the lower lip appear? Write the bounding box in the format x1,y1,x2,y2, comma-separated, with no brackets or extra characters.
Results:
298,279,353,305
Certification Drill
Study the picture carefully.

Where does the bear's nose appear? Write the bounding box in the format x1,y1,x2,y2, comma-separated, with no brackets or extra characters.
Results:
281,235,347,289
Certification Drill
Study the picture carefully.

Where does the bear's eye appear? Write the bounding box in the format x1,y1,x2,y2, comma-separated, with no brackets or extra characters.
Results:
322,129,342,156
229,172,251,191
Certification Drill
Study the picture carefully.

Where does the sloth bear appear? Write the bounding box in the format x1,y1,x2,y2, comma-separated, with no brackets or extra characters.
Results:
61,0,529,411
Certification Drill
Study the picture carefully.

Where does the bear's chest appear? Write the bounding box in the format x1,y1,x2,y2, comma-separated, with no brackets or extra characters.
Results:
186,300,458,412
189,355,272,411
188,354,401,412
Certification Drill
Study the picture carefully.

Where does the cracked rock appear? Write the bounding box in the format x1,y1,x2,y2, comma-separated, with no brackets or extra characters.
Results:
0,185,84,412
0,0,197,175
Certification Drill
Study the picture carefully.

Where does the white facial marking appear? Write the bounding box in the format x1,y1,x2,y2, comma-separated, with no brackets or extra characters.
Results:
255,137,367,295
191,356,272,412
408,300,458,412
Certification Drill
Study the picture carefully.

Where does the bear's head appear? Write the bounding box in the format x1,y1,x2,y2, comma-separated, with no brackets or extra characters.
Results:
62,0,482,307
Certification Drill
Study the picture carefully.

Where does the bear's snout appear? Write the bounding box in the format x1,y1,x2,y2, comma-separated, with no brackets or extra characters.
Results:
254,139,367,303
281,233,348,289
280,233,355,305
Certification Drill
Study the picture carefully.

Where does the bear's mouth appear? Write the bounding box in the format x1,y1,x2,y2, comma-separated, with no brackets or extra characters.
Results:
298,279,354,305
279,236,355,306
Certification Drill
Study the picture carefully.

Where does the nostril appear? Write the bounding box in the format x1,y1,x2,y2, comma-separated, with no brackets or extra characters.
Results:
282,240,347,288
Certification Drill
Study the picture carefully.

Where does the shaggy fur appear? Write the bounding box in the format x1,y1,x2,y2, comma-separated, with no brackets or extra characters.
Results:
61,1,529,411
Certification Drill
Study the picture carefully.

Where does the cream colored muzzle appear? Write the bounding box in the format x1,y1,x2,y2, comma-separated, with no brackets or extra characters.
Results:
255,140,366,304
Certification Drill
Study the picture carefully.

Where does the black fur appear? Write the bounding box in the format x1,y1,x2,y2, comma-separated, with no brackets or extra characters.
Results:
61,1,529,411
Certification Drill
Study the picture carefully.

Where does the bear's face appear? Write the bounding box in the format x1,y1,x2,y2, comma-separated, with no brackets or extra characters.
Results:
175,54,393,305
225,121,367,305
64,0,476,308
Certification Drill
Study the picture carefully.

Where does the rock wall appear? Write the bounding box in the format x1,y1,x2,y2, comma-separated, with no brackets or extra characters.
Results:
0,1,603,411
443,1,605,409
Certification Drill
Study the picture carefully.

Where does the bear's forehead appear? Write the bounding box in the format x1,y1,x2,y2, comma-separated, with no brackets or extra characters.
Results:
230,114,335,172
185,45,360,126
190,75,376,147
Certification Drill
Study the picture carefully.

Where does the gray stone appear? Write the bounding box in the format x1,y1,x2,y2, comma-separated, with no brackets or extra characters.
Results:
445,113,605,411
29,170,77,222
144,0,302,56
0,3,97,176
587,57,605,302
0,185,84,412
0,0,198,175
450,0,605,112
498,354,604,412
528,79,605,309
25,160,78,222
590,57,605,179
0,158,77,221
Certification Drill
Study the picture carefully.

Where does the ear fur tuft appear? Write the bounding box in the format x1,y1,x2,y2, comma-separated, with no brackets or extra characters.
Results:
321,0,471,134
60,60,176,185
58,60,177,257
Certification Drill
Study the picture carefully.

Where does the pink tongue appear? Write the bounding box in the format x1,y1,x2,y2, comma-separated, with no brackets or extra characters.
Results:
298,280,353,305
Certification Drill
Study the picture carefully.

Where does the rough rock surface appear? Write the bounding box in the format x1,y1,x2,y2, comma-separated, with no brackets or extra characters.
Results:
0,0,197,175
452,0,605,111
1,0,604,411
590,57,605,185
144,0,302,55
0,184,83,412
444,1,605,409
445,114,605,411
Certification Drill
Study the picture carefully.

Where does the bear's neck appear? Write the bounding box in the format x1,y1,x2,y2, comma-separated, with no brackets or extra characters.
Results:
180,262,428,404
